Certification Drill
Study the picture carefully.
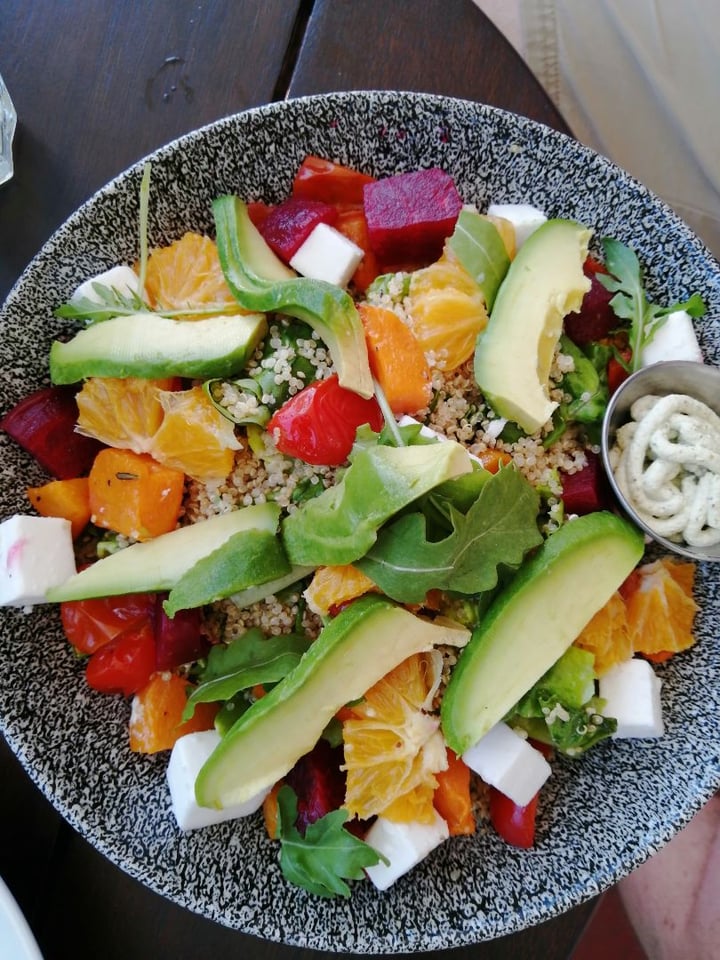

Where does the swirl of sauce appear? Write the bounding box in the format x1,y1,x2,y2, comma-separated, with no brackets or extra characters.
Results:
610,393,720,547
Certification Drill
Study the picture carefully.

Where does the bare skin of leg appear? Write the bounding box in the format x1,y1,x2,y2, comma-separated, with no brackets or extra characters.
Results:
618,793,720,960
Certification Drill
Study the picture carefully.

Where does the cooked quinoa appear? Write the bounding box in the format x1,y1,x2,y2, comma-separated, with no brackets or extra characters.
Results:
183,311,589,645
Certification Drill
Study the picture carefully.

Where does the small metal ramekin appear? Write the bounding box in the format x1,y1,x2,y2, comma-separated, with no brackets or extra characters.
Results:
601,360,720,563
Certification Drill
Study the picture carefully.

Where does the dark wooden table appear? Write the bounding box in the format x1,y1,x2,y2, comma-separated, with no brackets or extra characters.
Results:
0,2,595,958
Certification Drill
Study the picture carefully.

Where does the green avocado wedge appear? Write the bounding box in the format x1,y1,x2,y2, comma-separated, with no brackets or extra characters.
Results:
213,195,374,399
440,512,644,756
195,595,470,809
46,503,282,604
50,311,267,384
474,218,591,434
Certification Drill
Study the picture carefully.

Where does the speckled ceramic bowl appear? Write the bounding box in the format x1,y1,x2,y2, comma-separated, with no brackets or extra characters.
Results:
602,361,720,562
1,92,719,953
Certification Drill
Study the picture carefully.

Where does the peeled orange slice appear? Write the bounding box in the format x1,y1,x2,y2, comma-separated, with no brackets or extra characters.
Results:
144,232,242,318
342,651,447,823
573,590,632,675
407,247,488,370
76,376,176,453
622,558,698,659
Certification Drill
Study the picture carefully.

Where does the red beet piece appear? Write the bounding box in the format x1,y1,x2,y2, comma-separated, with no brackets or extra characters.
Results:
1,385,103,479
559,451,611,515
564,257,617,346
154,596,209,671
259,197,338,262
284,738,347,834
363,167,462,264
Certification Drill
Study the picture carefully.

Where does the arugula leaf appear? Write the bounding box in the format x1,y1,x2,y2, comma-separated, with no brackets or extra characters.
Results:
356,467,542,603
275,785,385,898
598,237,705,372
183,627,311,720
55,283,150,324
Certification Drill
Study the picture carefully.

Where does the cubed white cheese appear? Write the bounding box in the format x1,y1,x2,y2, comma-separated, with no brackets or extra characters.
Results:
71,265,144,305
599,658,664,738
167,729,269,831
486,203,547,247
364,810,449,891
0,515,77,607
640,309,703,367
462,721,551,806
289,223,364,288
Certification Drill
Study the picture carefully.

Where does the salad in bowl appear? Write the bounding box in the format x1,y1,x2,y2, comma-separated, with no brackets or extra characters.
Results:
0,93,718,950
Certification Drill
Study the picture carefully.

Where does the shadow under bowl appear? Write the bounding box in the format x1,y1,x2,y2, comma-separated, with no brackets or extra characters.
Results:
601,360,720,563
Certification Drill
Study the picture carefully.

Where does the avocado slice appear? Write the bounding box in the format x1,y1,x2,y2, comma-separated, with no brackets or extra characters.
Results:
440,512,644,756
194,594,470,809
46,503,282,602
50,312,267,384
446,208,511,311
473,218,591,434
213,195,374,399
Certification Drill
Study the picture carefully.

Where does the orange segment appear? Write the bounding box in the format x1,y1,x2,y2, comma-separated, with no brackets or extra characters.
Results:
150,385,241,481
144,232,242,318
88,448,185,540
407,247,489,370
304,564,378,617
342,651,446,823
129,672,218,753
623,558,698,659
76,376,179,453
573,590,632,675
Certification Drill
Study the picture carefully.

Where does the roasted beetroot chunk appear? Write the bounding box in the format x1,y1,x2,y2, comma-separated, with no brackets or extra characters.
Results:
563,257,616,346
259,197,339,262
363,167,463,263
154,597,209,671
1,385,103,478
560,451,611,515
284,738,347,834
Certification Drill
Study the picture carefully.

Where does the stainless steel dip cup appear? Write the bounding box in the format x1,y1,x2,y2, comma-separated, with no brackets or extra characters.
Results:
601,360,720,563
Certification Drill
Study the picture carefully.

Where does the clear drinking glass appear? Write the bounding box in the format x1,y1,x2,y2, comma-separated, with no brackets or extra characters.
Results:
0,72,17,186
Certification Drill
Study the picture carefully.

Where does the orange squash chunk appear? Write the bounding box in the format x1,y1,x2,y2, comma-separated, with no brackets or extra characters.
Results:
88,448,184,541
26,477,91,539
359,303,432,415
129,672,218,754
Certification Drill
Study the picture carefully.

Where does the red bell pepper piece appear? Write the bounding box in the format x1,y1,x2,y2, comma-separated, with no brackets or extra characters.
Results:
1,385,104,479
332,204,380,292
85,621,157,697
61,592,156,656
259,197,338,263
489,787,539,848
292,156,376,205
267,374,383,466
363,167,462,264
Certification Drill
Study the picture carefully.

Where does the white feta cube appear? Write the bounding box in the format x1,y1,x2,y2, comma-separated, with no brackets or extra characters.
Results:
462,721,551,807
640,309,703,367
364,810,449,891
71,265,144,305
486,203,547,247
599,658,664,738
167,729,269,831
0,515,77,607
289,223,364,288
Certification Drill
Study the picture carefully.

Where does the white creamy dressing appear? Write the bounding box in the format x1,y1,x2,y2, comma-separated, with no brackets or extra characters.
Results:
610,393,720,547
